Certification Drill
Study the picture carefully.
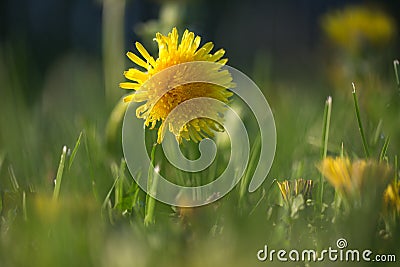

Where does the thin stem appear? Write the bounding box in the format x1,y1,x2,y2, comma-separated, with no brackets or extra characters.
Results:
68,131,83,170
239,133,261,205
352,83,370,158
84,131,99,202
394,60,399,93
395,155,398,185
340,142,344,158
53,146,68,201
22,191,27,221
318,96,332,207
114,159,127,208
144,144,158,226
8,166,19,192
321,96,332,159
379,136,390,162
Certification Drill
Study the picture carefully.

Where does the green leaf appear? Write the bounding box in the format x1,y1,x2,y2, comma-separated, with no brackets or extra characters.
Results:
53,146,68,201
68,131,83,170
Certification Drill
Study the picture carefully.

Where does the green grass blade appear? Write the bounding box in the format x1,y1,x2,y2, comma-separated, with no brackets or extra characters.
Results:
340,142,344,158
394,60,399,92
101,172,119,211
239,132,261,204
249,188,266,215
395,155,398,184
372,119,383,146
352,83,370,158
321,96,332,159
83,131,98,201
68,131,83,170
22,191,27,221
110,162,120,206
8,165,19,192
53,146,68,201
379,136,390,162
318,96,332,207
144,144,158,226
114,159,127,208
0,152,5,173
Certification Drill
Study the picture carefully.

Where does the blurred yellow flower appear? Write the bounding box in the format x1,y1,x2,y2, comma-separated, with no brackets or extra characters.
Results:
318,157,392,197
277,179,313,203
383,180,400,215
321,5,396,53
120,27,233,143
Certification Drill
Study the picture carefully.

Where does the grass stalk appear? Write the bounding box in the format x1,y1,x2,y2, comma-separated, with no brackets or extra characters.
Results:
318,96,332,207
239,133,261,205
372,119,383,146
115,159,127,207
8,166,19,192
53,146,68,201
395,155,398,184
144,144,158,226
352,83,370,158
101,172,119,214
22,190,27,221
379,136,390,162
84,131,99,201
68,131,83,170
394,60,399,93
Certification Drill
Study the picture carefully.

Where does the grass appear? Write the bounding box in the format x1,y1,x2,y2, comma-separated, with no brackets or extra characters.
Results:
352,83,370,158
317,96,332,208
0,19,399,267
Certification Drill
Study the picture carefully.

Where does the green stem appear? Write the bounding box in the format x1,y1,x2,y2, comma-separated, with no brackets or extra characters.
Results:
239,133,261,205
318,96,332,207
352,83,370,158
394,60,399,93
379,136,390,162
395,155,398,185
8,166,19,192
68,131,83,170
144,144,158,226
22,191,27,221
84,131,99,202
53,146,68,201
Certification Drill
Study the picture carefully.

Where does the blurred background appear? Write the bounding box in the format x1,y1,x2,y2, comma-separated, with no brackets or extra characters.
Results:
1,0,399,102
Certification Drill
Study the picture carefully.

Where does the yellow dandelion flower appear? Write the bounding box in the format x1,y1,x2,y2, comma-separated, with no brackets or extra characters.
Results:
321,5,396,53
383,181,400,215
318,157,356,194
120,27,233,143
318,157,392,197
277,179,313,203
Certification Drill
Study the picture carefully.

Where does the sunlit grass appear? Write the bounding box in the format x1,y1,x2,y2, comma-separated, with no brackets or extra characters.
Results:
1,58,399,265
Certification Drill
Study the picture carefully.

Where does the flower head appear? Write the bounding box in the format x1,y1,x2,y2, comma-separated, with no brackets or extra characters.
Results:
277,179,313,204
383,180,400,216
318,157,392,197
321,5,396,53
120,27,233,143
